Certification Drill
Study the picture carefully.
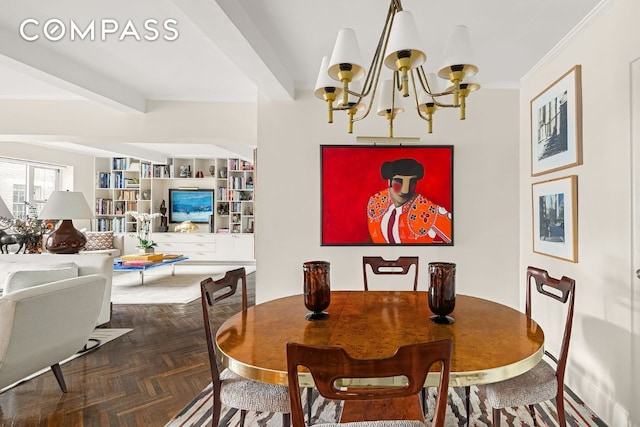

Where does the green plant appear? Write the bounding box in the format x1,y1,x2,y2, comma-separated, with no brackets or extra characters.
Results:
126,211,162,248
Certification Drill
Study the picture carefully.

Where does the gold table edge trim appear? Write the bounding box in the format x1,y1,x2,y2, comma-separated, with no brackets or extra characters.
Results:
218,345,544,388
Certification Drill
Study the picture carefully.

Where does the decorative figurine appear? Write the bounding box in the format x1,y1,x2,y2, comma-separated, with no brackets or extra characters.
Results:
158,200,169,232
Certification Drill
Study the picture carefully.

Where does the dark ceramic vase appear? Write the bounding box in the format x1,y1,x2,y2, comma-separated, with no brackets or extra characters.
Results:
428,262,456,324
303,261,330,321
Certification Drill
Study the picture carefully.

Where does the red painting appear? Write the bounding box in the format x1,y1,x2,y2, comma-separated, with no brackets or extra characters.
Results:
321,145,453,246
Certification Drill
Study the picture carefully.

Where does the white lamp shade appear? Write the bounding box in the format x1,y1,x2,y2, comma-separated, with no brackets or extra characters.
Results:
314,55,344,99
336,79,366,111
438,25,478,79
328,28,366,82
0,196,13,219
39,191,93,220
377,79,405,116
383,11,426,71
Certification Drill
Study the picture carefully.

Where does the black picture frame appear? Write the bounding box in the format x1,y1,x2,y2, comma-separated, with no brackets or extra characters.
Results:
321,144,454,246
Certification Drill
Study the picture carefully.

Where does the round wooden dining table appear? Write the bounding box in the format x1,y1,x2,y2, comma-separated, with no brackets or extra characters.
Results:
215,291,544,388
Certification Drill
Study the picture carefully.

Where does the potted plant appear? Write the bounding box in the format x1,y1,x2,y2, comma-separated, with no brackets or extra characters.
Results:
126,211,162,253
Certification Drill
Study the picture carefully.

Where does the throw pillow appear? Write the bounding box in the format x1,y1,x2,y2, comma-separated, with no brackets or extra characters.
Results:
4,266,79,294
84,231,114,251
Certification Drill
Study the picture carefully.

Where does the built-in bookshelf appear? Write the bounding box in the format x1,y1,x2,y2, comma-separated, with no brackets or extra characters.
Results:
93,156,255,235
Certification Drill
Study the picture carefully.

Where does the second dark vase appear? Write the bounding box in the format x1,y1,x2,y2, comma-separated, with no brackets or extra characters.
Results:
428,262,456,324
303,261,331,321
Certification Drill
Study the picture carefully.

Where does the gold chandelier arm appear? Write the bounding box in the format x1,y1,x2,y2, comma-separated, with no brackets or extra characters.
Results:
411,71,435,133
416,65,461,99
433,99,456,108
415,65,430,94
349,0,403,130
357,1,396,100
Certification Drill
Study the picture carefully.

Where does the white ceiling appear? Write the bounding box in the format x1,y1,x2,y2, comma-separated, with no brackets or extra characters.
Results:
0,0,603,158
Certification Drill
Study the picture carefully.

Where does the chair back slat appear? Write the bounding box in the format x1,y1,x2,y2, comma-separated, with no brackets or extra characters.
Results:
287,339,452,427
526,266,575,393
200,267,247,386
362,256,419,291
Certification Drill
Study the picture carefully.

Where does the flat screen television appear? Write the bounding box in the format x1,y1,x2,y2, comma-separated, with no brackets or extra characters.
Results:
168,189,214,223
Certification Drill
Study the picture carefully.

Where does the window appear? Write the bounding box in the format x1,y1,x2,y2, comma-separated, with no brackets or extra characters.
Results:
0,158,61,219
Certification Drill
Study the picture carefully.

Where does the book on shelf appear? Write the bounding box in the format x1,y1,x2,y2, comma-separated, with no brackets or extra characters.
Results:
112,157,128,170
121,189,139,200
141,163,152,178
97,172,112,189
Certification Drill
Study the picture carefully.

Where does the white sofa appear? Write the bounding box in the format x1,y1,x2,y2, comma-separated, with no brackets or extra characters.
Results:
0,275,106,391
0,254,113,325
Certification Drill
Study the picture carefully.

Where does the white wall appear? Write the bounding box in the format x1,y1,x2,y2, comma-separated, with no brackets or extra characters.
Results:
255,88,520,307
519,0,639,425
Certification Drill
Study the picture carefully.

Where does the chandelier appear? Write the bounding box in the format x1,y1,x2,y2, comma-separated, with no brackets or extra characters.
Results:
314,0,480,137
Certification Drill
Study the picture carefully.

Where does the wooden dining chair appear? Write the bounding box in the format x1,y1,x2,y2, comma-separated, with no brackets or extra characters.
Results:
362,256,429,414
362,256,419,291
478,266,576,427
201,267,291,427
286,339,452,427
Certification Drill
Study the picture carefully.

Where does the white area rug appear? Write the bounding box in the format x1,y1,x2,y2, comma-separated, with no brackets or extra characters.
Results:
111,264,256,304
1,328,132,392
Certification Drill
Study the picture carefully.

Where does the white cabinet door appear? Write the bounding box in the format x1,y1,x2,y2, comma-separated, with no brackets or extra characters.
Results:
215,234,254,261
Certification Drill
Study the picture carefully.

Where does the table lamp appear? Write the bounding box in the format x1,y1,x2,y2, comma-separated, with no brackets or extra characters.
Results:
39,191,93,254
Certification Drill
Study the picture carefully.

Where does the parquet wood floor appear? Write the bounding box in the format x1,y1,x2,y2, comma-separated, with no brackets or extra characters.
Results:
0,273,253,427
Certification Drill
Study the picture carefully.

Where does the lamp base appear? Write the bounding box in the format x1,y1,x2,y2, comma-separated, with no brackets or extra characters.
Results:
44,220,86,254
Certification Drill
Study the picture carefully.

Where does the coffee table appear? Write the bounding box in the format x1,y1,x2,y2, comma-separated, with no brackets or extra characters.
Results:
113,256,189,285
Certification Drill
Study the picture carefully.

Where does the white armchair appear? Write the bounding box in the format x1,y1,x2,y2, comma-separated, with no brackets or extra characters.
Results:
0,274,106,391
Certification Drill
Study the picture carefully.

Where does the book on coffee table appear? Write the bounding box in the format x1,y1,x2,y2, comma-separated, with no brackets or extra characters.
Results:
120,253,164,262
121,260,154,266
163,254,183,260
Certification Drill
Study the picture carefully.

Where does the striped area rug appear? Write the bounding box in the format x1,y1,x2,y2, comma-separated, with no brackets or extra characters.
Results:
165,382,606,427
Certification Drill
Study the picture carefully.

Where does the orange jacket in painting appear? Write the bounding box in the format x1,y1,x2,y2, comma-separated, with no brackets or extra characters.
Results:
367,189,452,244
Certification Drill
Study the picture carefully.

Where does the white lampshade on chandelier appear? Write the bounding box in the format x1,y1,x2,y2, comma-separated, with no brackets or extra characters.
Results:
377,79,405,137
314,0,480,136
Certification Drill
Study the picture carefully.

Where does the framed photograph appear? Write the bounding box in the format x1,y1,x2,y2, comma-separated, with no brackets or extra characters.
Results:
321,145,453,246
532,175,578,262
168,189,214,223
530,65,582,176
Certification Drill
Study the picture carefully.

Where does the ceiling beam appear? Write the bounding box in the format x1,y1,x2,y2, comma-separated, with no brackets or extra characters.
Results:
171,0,295,101
0,26,146,113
